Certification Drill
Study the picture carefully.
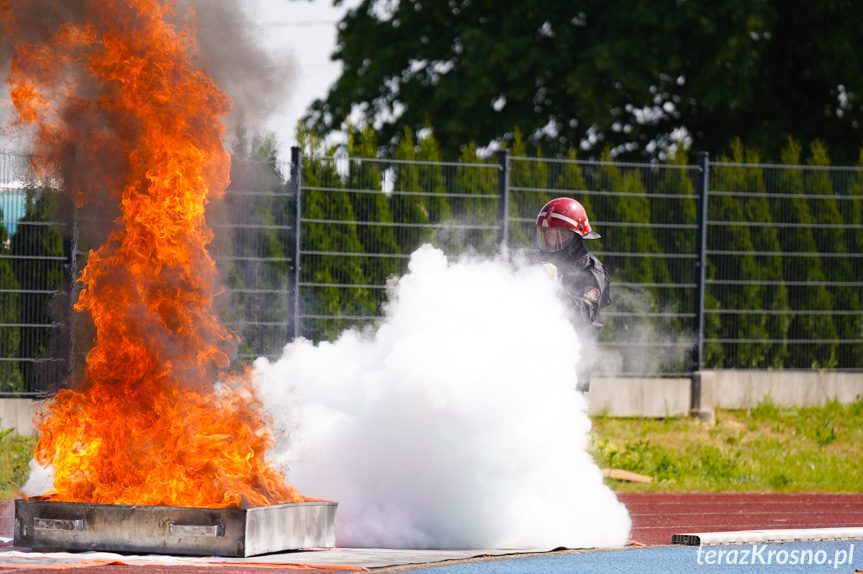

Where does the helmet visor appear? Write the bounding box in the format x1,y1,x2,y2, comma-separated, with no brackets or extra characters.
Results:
537,227,576,252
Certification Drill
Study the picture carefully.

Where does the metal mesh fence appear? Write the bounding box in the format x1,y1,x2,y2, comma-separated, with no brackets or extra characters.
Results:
0,151,294,395
705,162,863,371
3,148,862,395
0,151,69,395
212,158,294,366
296,152,863,376
295,153,500,341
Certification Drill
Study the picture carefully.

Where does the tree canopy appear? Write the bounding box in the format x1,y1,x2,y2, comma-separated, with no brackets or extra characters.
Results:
305,0,863,162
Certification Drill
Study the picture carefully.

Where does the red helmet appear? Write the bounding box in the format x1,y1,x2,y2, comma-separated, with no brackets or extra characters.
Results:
535,197,600,252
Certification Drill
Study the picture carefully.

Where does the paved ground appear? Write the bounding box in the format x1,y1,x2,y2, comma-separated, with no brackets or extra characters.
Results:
3,494,863,572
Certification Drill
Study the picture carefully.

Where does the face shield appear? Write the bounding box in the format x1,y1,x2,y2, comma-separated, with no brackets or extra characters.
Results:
537,227,576,252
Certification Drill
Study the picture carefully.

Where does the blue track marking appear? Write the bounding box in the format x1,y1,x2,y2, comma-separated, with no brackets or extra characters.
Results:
412,540,863,574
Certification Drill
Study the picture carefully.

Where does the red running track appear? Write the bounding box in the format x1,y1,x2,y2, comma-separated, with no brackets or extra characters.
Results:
618,492,863,545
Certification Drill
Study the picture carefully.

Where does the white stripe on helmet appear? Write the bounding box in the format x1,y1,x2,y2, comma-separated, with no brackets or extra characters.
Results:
550,212,579,227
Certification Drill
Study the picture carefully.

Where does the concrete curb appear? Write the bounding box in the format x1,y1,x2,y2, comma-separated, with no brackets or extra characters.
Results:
672,527,863,546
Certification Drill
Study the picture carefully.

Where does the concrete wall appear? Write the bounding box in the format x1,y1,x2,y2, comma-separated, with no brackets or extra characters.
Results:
586,377,691,418
1,371,862,435
696,370,863,411
589,371,863,419
0,398,40,436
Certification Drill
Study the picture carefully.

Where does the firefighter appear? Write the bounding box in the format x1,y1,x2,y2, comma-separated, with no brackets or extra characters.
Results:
532,197,611,393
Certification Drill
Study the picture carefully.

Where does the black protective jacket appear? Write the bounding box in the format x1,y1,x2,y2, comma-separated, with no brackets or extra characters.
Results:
532,239,611,388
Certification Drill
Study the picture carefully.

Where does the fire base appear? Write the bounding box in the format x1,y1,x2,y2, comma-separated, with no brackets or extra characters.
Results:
14,499,337,557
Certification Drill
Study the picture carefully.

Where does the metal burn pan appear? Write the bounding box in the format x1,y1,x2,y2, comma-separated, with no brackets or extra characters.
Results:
14,499,337,557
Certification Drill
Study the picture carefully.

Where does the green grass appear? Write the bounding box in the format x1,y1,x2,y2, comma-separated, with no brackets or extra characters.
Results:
590,397,863,492
0,427,38,500
2,398,862,499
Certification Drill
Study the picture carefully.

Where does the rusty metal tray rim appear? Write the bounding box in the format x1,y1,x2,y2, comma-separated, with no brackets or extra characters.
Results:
17,498,335,512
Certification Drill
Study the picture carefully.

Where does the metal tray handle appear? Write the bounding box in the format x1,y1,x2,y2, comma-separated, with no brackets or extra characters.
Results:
34,517,87,531
168,523,225,538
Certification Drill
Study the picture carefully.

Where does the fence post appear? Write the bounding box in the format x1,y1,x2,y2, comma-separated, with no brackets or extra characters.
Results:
68,208,80,385
290,146,303,341
693,151,709,377
495,149,510,249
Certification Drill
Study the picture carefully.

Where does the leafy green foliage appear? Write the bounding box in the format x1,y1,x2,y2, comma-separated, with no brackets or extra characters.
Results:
347,126,402,286
650,148,703,368
305,0,863,162
710,143,770,367
806,142,860,368
296,127,377,340
776,141,838,368
391,127,433,255
738,145,790,368
453,143,498,254
506,130,551,247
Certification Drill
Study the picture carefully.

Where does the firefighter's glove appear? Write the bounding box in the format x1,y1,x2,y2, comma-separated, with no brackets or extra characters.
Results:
576,376,591,393
540,262,558,280
579,288,601,323
570,294,596,324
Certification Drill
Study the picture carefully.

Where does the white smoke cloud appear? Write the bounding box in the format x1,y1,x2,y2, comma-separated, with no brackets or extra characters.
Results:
255,245,631,549
21,459,53,497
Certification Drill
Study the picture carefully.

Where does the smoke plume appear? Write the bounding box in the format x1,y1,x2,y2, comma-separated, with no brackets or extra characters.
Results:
0,0,296,386
6,0,304,507
255,245,631,549
0,1,294,144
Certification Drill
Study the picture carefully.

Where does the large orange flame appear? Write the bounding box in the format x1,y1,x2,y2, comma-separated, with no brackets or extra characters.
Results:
3,0,304,507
